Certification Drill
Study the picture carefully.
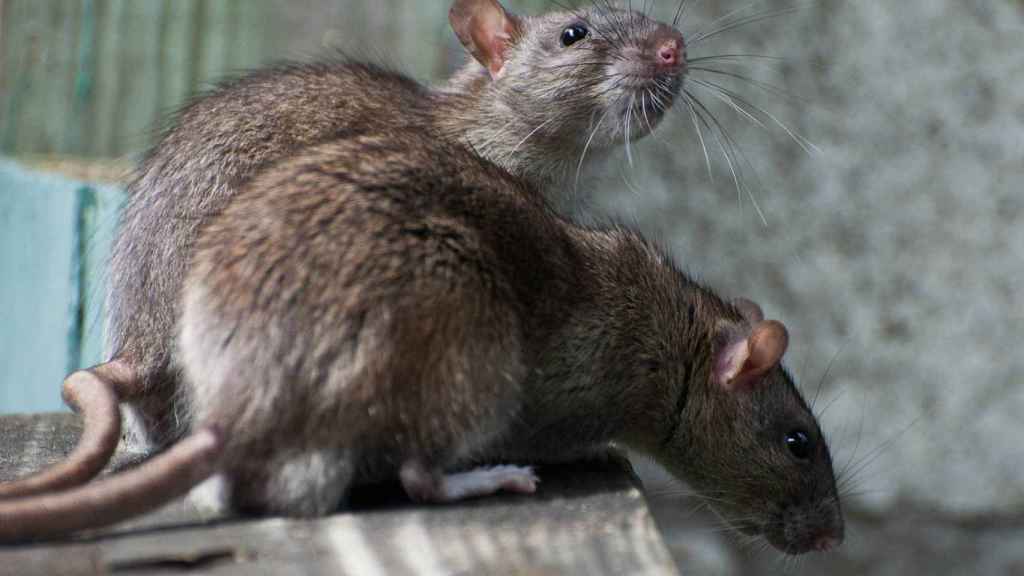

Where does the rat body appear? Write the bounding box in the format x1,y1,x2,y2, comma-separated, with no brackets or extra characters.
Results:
0,0,688,501
0,128,842,553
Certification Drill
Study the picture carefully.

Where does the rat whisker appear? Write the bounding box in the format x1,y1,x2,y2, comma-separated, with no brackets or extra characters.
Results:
672,0,693,28
575,103,616,191
689,77,769,131
508,117,558,158
836,388,868,482
690,64,814,110
688,53,790,68
589,0,631,48
680,92,714,182
836,414,925,493
686,89,769,226
533,62,619,71
816,387,845,420
691,76,821,156
688,4,804,47
624,93,636,168
810,342,846,413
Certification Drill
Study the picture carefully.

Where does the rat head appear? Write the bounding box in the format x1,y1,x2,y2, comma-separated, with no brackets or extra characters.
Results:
653,299,844,555
448,0,686,174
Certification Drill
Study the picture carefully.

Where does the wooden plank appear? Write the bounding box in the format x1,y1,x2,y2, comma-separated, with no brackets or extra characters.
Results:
0,413,679,576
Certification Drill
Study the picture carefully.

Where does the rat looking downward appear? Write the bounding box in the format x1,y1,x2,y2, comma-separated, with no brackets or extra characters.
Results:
0,126,843,554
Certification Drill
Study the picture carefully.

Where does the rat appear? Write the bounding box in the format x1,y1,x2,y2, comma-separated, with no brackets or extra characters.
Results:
0,127,843,555
0,0,688,501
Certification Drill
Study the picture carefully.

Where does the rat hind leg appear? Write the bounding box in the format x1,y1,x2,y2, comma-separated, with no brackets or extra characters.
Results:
225,448,356,517
400,461,539,503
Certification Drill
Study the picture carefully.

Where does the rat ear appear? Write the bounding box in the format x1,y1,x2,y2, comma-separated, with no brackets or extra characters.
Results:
713,320,789,391
733,298,764,325
449,0,523,79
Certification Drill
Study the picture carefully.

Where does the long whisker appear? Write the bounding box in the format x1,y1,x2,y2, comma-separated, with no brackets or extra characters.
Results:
672,0,692,28
689,4,804,47
576,104,615,191
688,53,789,67
837,414,924,492
691,76,821,156
508,116,558,158
686,88,769,226
624,93,636,168
689,77,769,130
811,342,847,413
681,92,715,182
690,64,813,107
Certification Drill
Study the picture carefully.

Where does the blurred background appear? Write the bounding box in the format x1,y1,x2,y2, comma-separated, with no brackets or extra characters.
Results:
1,1,1022,574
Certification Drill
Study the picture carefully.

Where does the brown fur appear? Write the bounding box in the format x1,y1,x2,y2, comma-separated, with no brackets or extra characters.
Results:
0,124,840,553
172,132,841,551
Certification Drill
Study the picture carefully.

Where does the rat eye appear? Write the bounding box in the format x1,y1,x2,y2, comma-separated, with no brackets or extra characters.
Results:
784,429,813,460
561,23,589,47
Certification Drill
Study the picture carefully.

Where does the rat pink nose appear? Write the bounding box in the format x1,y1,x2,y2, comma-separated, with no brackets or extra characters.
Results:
813,535,842,552
657,39,683,68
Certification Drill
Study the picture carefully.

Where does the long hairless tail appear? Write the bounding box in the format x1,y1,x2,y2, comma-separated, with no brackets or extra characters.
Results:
0,359,141,499
0,427,222,542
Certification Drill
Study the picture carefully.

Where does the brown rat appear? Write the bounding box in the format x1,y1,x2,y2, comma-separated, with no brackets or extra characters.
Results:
0,126,842,554
0,0,688,502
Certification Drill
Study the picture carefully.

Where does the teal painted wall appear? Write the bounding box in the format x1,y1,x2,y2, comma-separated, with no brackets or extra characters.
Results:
0,160,122,413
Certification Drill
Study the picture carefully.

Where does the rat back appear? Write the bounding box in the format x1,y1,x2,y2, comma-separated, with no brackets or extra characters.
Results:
107,62,432,449
176,133,583,513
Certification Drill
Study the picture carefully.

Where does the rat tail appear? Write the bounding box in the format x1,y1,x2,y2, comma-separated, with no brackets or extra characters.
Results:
0,427,222,542
0,359,141,499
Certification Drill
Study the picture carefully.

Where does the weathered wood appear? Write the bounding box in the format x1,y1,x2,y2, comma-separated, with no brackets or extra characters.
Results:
0,413,680,576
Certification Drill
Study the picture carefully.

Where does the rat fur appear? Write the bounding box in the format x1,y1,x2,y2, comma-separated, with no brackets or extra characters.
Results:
1,127,842,554
0,0,688,499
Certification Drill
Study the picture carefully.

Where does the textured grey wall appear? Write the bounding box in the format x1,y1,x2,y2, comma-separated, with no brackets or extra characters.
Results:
599,1,1024,574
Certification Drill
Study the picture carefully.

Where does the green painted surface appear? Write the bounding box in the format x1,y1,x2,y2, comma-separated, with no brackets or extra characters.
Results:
0,160,122,414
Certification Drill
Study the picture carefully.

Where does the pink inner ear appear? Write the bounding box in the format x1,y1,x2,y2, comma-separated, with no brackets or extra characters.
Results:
450,0,521,77
714,320,790,391
713,338,750,389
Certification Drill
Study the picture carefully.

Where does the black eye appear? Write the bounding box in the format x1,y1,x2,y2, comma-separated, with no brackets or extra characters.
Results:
784,429,813,460
561,24,589,47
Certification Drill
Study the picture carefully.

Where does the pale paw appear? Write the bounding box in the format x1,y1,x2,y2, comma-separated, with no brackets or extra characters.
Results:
400,462,539,503
441,465,539,501
186,474,231,519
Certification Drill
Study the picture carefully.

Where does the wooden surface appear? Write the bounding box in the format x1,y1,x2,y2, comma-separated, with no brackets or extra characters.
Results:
0,413,680,576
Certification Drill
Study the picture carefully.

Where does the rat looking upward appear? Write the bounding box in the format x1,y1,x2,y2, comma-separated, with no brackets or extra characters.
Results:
0,0,688,509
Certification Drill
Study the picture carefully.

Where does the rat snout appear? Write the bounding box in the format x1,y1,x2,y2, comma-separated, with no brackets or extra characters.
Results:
813,533,843,552
770,498,845,555
650,26,686,71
